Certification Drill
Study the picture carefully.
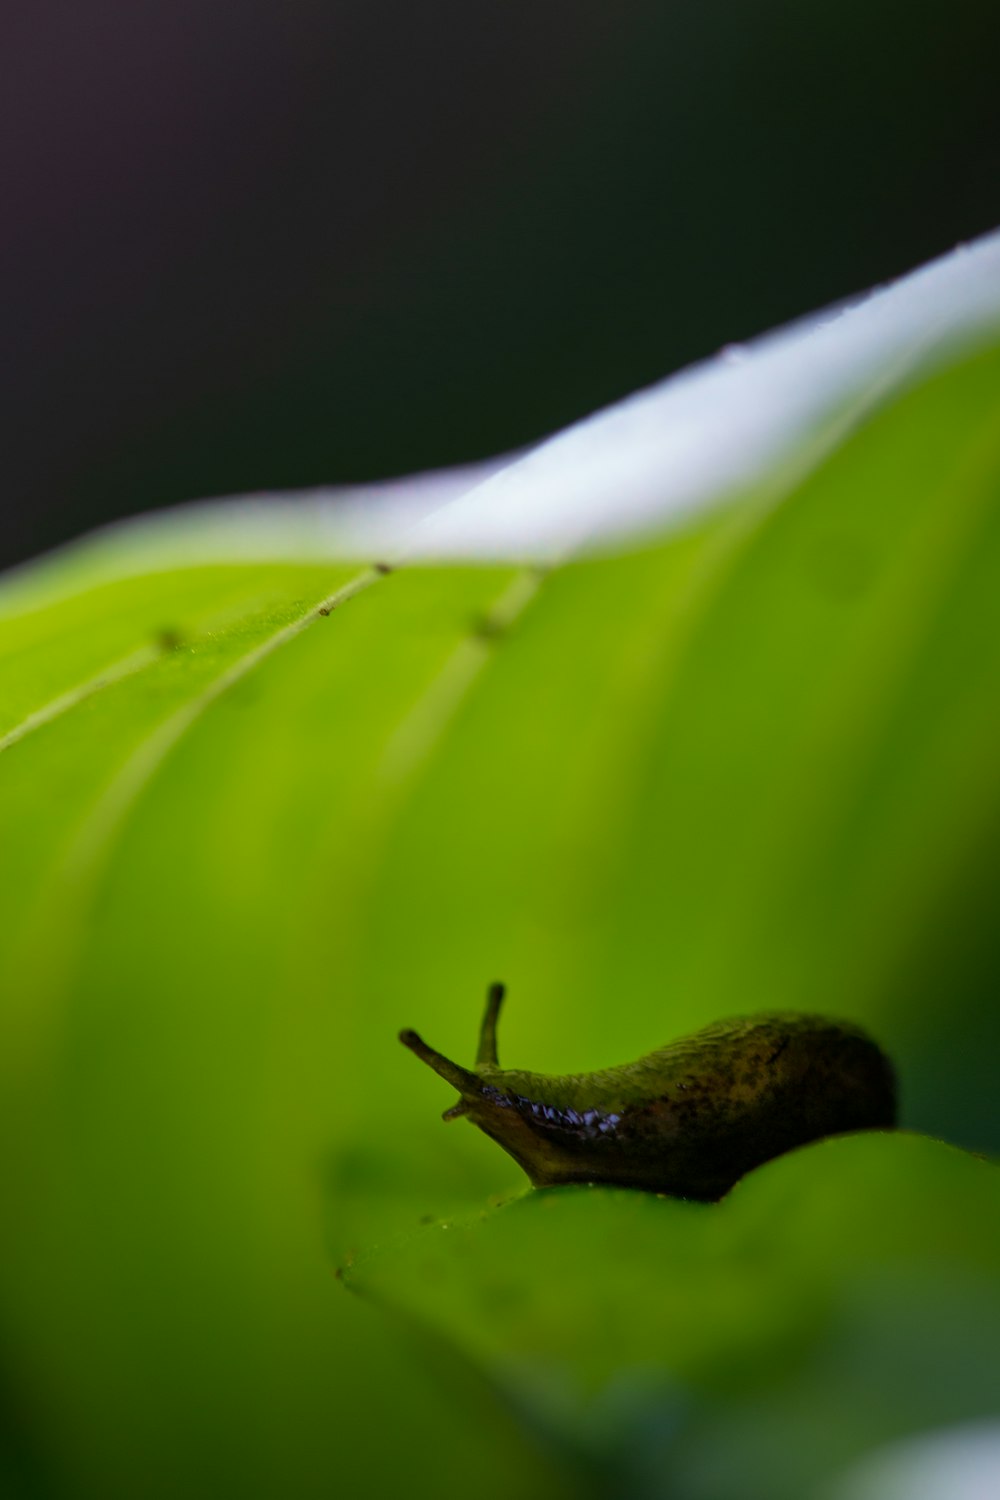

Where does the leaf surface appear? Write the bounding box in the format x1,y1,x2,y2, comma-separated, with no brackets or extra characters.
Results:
345,1135,1000,1500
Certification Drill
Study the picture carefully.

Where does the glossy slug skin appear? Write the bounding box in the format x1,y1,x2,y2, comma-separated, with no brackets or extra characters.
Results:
400,985,897,1201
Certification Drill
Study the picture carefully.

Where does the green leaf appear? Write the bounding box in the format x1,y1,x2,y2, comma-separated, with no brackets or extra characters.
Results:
2,235,1000,1499
344,1134,1000,1500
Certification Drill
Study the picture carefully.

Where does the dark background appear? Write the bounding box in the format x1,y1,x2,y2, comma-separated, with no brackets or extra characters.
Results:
2,0,998,572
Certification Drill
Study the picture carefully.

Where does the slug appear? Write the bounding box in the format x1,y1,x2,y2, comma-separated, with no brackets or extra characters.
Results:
399,984,896,1200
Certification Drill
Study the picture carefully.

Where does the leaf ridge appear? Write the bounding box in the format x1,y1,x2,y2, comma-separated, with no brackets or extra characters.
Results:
61,569,382,885
377,568,545,789
1,567,383,1054
0,645,159,754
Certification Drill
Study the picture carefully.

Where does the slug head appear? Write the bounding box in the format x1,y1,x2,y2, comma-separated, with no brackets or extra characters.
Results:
399,983,559,1175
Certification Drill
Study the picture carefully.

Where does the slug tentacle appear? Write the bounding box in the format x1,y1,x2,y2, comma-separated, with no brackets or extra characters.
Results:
400,985,897,1201
398,1029,483,1096
476,982,505,1068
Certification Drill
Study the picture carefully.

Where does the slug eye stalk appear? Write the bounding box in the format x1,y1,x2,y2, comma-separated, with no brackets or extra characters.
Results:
399,982,506,1121
476,981,505,1068
397,1028,482,1095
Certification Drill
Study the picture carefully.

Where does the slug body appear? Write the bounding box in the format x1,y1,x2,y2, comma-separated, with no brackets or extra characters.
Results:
400,985,896,1201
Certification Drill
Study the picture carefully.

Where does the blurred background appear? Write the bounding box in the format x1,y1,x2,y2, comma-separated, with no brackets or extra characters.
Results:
2,0,999,572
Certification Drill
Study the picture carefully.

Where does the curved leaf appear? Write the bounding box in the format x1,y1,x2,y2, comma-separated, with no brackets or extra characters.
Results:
1,237,1000,1498
344,1135,1000,1500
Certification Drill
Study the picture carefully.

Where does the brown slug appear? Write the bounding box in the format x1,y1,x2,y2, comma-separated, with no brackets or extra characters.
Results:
399,983,896,1200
